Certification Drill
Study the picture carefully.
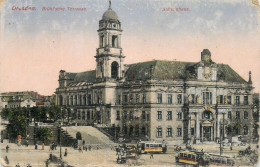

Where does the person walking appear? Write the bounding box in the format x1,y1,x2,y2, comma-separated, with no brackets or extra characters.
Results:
6,145,9,153
150,153,154,159
64,148,68,157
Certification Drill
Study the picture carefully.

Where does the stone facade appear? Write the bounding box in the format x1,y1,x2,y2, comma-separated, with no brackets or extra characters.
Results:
55,4,254,143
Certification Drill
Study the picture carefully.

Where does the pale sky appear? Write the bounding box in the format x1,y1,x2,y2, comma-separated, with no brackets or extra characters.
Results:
0,0,259,95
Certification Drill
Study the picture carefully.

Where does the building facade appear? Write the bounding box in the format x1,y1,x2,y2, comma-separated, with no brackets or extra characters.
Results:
56,3,254,143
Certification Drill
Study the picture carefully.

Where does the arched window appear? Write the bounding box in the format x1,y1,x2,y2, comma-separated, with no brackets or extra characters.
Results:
112,35,118,47
202,110,211,119
111,61,119,79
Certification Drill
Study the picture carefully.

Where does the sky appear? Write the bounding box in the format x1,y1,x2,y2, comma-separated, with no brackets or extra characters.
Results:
0,0,259,95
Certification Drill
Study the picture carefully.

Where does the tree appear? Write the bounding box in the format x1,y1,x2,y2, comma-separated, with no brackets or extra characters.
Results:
36,127,51,143
48,106,62,121
1,108,13,120
6,108,26,139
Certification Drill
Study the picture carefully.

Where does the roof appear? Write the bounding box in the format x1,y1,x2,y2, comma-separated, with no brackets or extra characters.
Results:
102,8,119,20
65,70,96,86
63,60,247,86
125,60,247,83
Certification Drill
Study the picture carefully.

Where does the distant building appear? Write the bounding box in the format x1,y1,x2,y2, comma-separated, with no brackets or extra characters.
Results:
0,91,53,109
56,2,255,143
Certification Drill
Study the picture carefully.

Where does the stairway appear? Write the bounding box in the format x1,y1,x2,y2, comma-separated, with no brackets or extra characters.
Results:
61,126,114,146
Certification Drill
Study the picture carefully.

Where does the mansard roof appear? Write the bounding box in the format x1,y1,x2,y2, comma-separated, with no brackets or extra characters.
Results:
65,70,96,83
63,60,247,86
125,60,247,83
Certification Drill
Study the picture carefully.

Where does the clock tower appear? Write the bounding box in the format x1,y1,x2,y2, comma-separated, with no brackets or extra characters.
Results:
197,49,217,81
95,1,125,81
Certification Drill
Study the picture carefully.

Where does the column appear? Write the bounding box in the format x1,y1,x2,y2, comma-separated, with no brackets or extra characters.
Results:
195,111,200,143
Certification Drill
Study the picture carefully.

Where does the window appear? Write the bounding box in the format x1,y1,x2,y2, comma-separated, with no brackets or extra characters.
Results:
83,95,87,105
228,111,232,119
118,95,121,104
244,96,248,105
67,96,69,105
78,111,81,120
107,110,110,119
157,94,162,104
100,35,104,47
167,128,172,137
235,111,240,119
157,127,162,137
244,111,248,119
70,96,73,105
116,111,120,120
243,126,248,135
112,35,118,47
88,94,92,105
124,95,128,103
227,96,232,105
135,126,139,136
191,94,195,104
191,128,195,136
157,111,162,120
111,61,119,79
202,111,211,119
82,111,85,120
167,111,172,120
177,128,182,136
177,112,182,120
79,95,82,105
142,111,146,120
202,92,212,104
143,93,146,104
235,96,240,105
75,95,77,105
124,111,127,119
136,94,140,103
142,127,146,135
167,94,172,104
219,95,224,104
130,111,133,120
87,111,90,120
130,94,133,104
177,94,182,104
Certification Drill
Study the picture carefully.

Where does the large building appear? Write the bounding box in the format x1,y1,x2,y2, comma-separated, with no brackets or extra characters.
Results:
56,3,254,143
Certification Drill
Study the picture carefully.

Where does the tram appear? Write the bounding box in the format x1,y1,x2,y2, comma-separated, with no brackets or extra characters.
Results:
137,141,167,154
175,150,209,167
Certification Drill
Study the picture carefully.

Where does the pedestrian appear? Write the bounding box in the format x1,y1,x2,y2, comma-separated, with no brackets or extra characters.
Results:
42,143,45,150
15,163,20,167
150,153,154,159
64,148,68,157
89,145,91,151
54,143,57,150
230,146,232,150
6,145,9,153
79,146,83,153
85,145,88,151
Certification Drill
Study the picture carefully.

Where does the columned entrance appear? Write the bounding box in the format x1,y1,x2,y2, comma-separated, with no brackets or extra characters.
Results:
202,126,213,141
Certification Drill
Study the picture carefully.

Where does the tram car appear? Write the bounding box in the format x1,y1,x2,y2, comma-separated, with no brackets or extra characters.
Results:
137,141,167,154
175,150,209,167
205,153,235,166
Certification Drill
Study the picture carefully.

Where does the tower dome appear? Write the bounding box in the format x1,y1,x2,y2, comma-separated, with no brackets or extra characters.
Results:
101,0,119,21
102,8,118,20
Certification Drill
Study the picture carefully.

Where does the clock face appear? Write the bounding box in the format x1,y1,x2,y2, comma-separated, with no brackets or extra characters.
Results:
203,66,212,79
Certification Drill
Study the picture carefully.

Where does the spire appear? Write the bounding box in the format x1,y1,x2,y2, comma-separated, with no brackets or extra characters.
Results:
248,71,252,84
109,0,111,8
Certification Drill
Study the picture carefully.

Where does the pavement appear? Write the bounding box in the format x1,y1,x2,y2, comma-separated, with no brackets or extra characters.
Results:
0,142,258,166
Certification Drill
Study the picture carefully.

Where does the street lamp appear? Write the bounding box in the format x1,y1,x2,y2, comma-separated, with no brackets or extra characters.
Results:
58,121,62,159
